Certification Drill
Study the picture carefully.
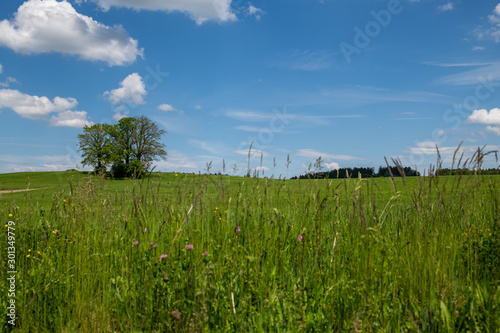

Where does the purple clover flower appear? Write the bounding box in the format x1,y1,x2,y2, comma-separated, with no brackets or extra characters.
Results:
185,244,194,250
297,234,303,242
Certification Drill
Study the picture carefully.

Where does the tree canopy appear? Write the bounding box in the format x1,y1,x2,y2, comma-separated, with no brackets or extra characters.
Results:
78,116,167,177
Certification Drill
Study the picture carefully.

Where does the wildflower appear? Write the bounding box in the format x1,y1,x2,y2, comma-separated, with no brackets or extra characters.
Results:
298,234,303,242
185,244,194,250
26,254,30,258
8,214,13,217
204,251,209,256
235,226,241,233
464,233,468,237
133,240,139,245
153,244,158,248
144,228,147,232
224,211,228,213
215,207,218,210
63,199,66,203
37,251,41,255
179,228,182,232
150,242,154,245
28,249,31,252
159,254,168,260
171,309,181,320
175,174,178,176
52,230,58,234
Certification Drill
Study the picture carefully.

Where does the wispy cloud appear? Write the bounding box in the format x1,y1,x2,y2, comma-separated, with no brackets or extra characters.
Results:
296,149,364,161
435,62,500,85
275,49,335,71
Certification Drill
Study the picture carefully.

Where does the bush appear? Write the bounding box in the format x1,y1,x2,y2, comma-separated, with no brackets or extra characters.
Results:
111,160,143,179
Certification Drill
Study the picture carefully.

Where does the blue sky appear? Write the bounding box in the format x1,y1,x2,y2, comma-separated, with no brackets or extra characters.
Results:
1,0,499,177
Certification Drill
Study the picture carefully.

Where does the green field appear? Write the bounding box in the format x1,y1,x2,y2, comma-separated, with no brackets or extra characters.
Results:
1,170,499,332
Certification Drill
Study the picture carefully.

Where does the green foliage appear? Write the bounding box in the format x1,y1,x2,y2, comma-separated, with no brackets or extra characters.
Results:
78,123,114,174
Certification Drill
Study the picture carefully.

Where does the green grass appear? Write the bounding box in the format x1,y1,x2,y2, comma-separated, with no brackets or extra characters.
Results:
1,171,499,332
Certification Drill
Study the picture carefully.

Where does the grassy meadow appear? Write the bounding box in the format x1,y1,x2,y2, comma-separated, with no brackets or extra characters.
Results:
1,168,500,332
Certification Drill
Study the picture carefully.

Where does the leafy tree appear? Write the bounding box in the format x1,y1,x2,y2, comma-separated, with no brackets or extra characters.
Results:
78,123,113,174
131,115,167,171
110,117,138,166
78,116,167,177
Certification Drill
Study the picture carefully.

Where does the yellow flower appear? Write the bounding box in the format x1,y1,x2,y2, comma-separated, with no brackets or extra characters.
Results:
28,249,31,252
224,211,228,213
8,214,13,217
37,251,41,255
464,233,468,237
52,230,57,234
175,174,178,176
63,199,66,203
215,207,219,210
26,254,30,258
4,225,7,227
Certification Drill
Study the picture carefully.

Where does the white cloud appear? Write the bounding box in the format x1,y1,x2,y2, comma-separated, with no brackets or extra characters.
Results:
247,4,263,20
153,150,199,170
157,104,176,112
194,105,203,110
188,139,220,154
233,149,269,157
158,103,183,115
0,0,142,66
255,166,269,172
50,110,93,128
473,3,500,42
486,125,500,135
104,73,147,105
466,108,500,125
472,46,485,51
112,112,128,121
277,50,334,71
0,89,74,118
0,64,2,74
296,149,363,161
89,0,236,25
325,162,340,170
437,3,454,12
435,63,500,85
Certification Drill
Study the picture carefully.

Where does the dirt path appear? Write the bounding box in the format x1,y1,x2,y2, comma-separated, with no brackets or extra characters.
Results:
0,188,47,194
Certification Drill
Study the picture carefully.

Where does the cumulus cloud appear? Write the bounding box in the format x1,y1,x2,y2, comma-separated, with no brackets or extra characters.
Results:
88,0,236,25
466,108,500,135
473,3,500,42
466,108,500,125
0,0,142,66
247,4,263,20
325,162,340,170
104,73,147,105
50,110,93,128
486,125,500,135
157,103,183,114
0,88,92,127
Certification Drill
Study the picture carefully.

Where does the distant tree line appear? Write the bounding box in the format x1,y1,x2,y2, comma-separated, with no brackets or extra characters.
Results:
436,168,500,176
78,116,167,178
291,166,420,180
